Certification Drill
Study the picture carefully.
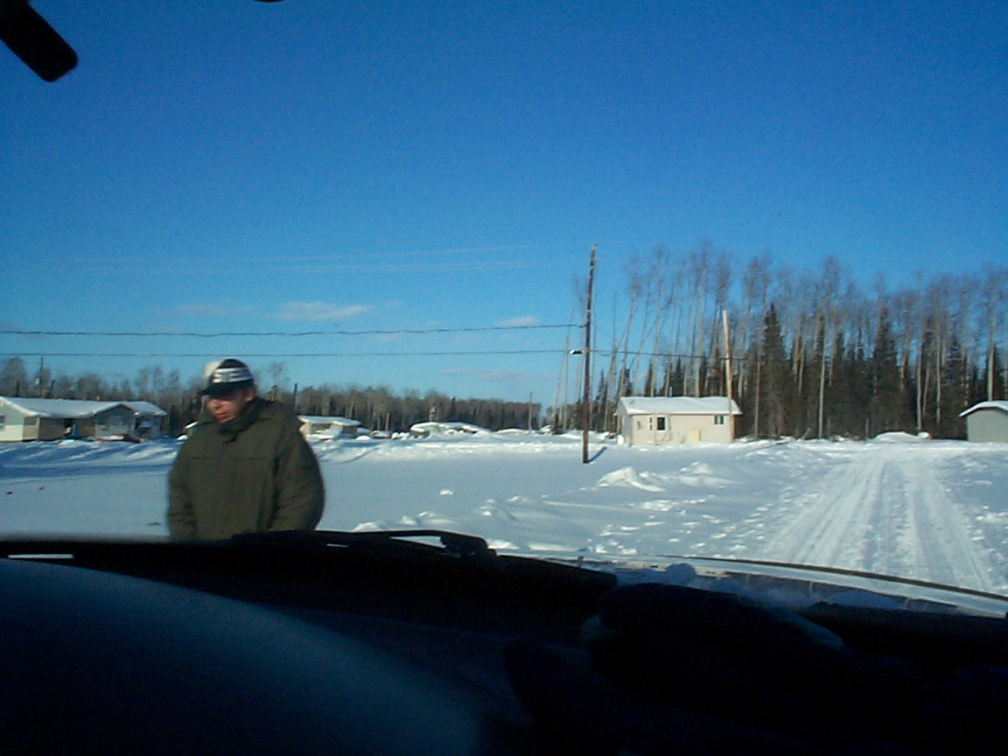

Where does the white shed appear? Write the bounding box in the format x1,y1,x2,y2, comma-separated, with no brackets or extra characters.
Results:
615,396,742,445
959,401,1008,443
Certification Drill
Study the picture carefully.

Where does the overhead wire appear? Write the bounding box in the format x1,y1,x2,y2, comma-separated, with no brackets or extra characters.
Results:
1,323,577,338
2,350,565,359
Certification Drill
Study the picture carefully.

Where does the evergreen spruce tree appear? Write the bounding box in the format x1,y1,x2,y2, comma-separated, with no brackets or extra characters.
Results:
618,366,634,399
824,331,848,438
940,335,967,438
759,304,793,438
671,359,685,398
869,308,911,435
642,362,655,397
593,372,610,432
981,348,1006,401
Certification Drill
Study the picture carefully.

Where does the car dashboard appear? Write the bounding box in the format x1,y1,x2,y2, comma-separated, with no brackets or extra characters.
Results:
4,531,1008,755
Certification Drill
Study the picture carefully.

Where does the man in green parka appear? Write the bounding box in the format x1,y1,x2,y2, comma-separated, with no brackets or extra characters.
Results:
167,358,325,540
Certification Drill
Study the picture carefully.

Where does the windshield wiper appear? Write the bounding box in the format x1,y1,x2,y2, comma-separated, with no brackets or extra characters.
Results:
228,529,494,559
0,528,493,561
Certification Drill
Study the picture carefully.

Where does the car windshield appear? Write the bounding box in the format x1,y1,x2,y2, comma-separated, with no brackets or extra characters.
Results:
2,2,1006,606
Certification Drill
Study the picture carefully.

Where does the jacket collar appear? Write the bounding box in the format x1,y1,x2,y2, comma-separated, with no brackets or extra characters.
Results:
213,397,265,437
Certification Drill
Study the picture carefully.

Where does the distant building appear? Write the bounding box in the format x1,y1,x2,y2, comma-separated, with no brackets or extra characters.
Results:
298,415,361,440
123,401,168,439
959,401,1008,443
615,396,742,445
409,421,486,438
0,397,139,442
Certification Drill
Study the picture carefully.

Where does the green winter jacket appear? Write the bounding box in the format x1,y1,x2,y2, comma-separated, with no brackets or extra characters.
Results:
167,398,325,540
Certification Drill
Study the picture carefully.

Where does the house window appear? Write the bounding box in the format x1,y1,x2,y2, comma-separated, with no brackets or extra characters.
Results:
714,415,725,425
656,417,666,431
0,415,5,431
25,416,36,426
648,417,654,431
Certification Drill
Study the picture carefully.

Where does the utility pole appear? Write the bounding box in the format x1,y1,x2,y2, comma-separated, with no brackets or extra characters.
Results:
721,309,734,442
582,245,597,463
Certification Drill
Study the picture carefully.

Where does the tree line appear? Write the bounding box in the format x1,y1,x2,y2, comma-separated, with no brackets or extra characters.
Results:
2,243,1003,441
574,243,1006,439
0,357,541,437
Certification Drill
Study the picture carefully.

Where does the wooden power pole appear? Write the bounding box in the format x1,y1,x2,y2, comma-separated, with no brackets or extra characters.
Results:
582,245,597,463
722,309,735,441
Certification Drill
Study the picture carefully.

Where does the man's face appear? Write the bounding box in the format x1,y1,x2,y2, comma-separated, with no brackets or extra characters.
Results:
206,386,256,424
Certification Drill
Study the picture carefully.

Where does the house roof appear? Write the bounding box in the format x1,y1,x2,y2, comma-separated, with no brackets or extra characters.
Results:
0,397,166,419
0,397,124,419
959,400,1008,418
122,401,167,417
616,396,742,416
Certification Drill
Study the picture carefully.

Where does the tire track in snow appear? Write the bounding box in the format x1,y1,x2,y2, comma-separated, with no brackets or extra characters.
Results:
760,448,888,569
756,444,997,593
900,452,996,593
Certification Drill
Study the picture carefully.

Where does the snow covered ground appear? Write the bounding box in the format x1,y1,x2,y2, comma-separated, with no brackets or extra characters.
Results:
1,431,1007,596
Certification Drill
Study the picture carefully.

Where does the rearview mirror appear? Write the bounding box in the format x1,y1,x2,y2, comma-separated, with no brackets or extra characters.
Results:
0,0,77,82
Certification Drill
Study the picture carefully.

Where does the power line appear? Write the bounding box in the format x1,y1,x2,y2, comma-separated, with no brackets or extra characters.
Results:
1,347,790,363
1,350,566,359
1,324,577,338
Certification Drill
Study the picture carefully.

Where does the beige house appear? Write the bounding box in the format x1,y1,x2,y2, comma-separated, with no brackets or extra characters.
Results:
616,396,742,445
0,397,141,442
960,401,1008,443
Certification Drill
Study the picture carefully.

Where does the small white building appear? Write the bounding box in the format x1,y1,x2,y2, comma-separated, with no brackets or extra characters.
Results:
123,401,168,439
615,396,742,445
0,397,138,442
298,415,361,440
959,401,1008,443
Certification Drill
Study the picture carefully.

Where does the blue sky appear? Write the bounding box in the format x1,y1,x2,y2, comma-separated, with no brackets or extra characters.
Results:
2,1,1005,406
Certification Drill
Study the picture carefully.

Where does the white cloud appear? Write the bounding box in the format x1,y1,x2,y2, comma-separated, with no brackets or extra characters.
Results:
276,302,371,322
497,316,539,328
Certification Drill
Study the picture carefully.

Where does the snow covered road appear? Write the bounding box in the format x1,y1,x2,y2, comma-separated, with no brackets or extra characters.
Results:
1,432,1006,595
753,440,999,593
